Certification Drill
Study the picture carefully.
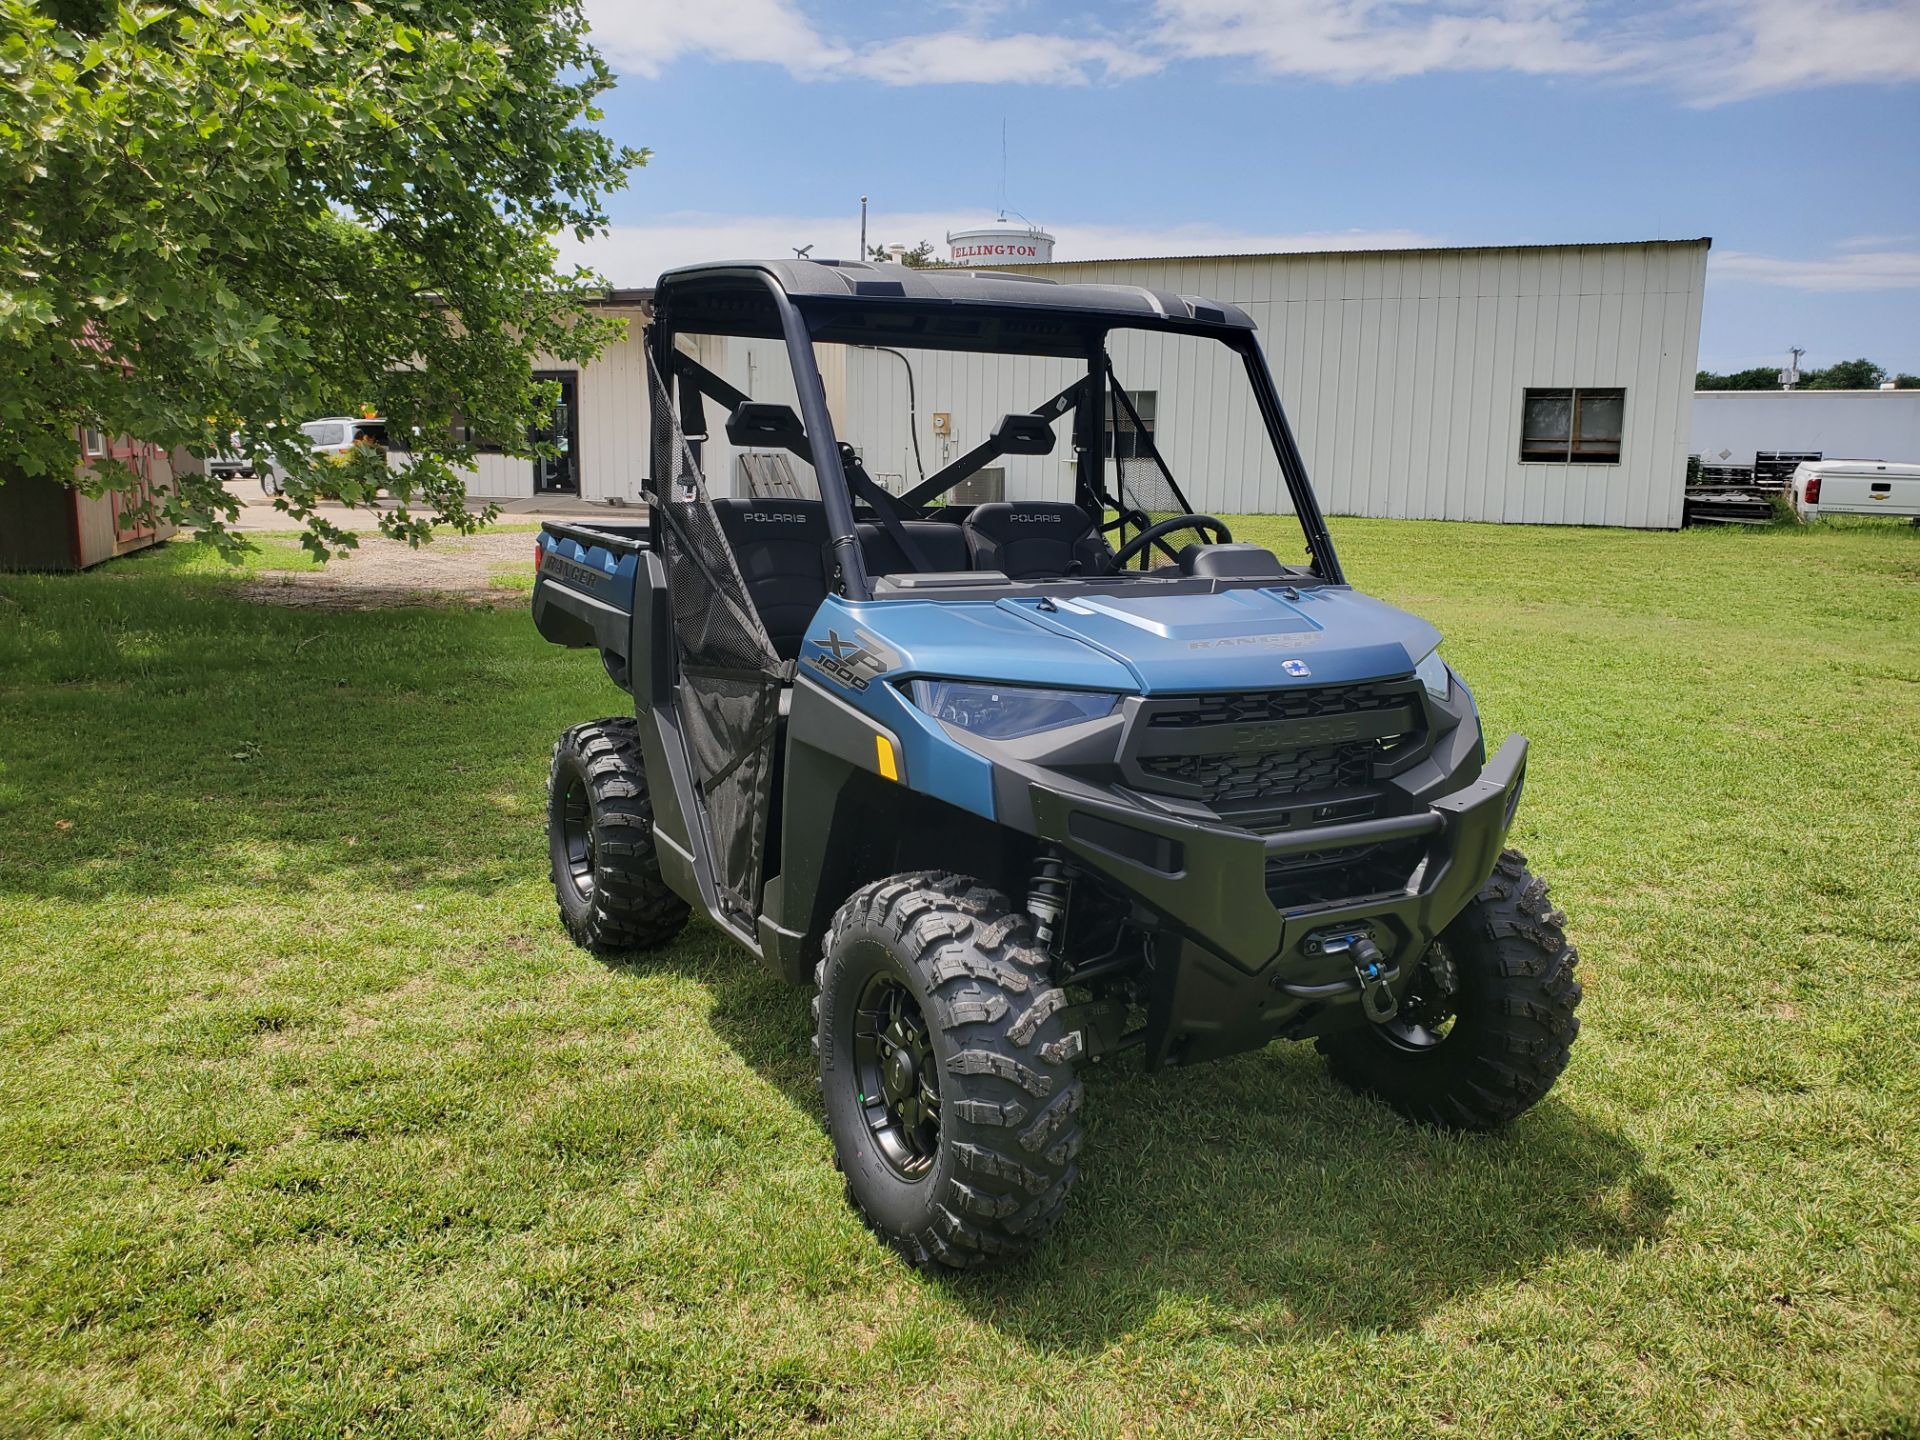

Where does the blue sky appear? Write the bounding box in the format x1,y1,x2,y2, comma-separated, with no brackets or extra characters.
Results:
570,1,1920,373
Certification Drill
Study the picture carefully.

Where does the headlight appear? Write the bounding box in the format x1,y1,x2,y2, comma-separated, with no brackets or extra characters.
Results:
1413,648,1451,701
910,680,1120,740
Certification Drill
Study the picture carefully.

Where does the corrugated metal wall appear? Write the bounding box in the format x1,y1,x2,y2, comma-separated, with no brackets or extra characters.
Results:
909,240,1707,528
459,307,651,500
461,245,1708,529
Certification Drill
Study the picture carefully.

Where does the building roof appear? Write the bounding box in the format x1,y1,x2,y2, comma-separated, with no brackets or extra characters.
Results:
597,238,1714,316
998,235,1714,269
650,259,1257,354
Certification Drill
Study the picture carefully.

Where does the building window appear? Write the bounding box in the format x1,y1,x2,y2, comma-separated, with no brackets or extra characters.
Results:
1521,388,1624,464
81,428,105,458
1107,390,1158,460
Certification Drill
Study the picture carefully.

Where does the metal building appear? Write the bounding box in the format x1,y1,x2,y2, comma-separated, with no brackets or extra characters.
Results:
988,238,1710,529
451,293,652,504
462,240,1710,530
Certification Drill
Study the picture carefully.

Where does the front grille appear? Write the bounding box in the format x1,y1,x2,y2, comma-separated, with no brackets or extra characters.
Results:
1137,741,1374,805
1146,682,1409,730
1125,681,1424,808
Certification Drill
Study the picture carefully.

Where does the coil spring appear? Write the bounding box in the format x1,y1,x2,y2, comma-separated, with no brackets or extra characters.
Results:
1027,853,1072,952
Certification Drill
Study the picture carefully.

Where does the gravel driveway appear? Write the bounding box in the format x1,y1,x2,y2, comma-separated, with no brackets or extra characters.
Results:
240,531,536,610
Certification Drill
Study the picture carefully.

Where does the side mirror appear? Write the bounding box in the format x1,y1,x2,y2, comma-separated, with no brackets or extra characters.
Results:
990,412,1056,456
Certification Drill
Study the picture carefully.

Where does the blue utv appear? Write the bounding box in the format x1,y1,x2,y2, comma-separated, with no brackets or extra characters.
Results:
530,259,1581,1270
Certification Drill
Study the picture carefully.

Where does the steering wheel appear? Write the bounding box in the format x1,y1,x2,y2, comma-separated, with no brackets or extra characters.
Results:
1108,514,1233,571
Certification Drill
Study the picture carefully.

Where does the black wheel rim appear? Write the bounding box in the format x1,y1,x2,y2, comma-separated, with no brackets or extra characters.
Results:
559,778,595,900
851,971,941,1180
1376,937,1461,1053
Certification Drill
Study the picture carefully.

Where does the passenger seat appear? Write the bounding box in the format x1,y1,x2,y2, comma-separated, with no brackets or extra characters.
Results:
710,498,830,660
962,502,1112,580
854,519,971,577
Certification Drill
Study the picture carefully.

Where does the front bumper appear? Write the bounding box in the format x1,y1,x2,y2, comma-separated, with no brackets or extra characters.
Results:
1019,733,1529,1066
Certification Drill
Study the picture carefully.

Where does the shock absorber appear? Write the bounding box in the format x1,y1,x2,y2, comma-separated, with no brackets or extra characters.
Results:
1027,850,1073,954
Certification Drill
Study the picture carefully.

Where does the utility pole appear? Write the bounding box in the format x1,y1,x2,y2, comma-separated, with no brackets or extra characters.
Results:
859,195,867,264
1780,346,1805,390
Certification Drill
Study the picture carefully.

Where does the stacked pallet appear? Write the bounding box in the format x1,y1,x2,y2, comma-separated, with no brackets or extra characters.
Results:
1680,451,1819,526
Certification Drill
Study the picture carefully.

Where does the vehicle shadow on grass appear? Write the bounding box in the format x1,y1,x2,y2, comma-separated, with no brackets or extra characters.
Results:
632,935,1673,1348
0,572,584,906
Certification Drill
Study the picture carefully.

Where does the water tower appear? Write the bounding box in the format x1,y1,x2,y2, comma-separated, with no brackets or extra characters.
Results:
947,217,1055,266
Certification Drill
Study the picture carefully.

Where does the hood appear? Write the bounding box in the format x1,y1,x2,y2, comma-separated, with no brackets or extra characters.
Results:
834,585,1439,695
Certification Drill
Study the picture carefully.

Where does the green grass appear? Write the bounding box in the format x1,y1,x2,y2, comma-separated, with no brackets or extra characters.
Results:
2,517,1917,1438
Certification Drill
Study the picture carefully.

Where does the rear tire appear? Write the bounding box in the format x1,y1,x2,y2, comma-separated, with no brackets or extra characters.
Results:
814,873,1085,1270
1317,849,1580,1130
547,718,689,953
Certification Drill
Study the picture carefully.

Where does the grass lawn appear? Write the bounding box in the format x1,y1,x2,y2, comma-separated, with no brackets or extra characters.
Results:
1,516,1916,1438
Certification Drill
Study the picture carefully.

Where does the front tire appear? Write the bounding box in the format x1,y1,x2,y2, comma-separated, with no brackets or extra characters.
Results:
547,718,689,953
1317,849,1581,1129
814,873,1086,1270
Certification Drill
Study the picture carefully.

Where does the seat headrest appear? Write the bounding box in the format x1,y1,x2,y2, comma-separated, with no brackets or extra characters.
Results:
961,501,1094,544
724,402,809,457
711,497,828,539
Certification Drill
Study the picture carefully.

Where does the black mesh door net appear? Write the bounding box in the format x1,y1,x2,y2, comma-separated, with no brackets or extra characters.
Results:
647,358,785,926
1107,370,1196,569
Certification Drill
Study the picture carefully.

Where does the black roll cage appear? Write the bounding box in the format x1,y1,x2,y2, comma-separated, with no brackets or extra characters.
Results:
645,265,1347,599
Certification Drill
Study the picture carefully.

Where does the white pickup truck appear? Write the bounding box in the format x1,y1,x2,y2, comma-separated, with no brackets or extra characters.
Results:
1790,459,1920,523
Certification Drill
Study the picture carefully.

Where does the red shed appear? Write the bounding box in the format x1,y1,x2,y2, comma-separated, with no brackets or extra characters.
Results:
0,429,180,571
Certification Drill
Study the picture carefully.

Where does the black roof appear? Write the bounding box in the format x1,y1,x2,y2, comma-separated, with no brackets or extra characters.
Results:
651,259,1257,355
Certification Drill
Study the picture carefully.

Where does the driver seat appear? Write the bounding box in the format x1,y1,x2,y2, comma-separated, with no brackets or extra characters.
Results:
963,502,1112,580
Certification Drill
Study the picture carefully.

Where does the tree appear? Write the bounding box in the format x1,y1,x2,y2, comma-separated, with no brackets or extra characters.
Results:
1896,374,1920,390
869,240,948,269
0,0,643,556
1697,358,1898,392
1696,366,1785,391
1802,358,1886,390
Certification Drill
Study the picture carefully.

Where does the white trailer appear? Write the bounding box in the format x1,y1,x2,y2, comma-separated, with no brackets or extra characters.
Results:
1691,390,1920,470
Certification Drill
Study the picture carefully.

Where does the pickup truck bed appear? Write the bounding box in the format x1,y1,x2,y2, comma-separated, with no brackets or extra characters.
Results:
532,522,656,691
1792,460,1920,521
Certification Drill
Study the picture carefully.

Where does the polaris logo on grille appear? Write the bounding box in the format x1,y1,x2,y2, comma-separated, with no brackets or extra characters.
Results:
1231,716,1366,750
1282,659,1312,677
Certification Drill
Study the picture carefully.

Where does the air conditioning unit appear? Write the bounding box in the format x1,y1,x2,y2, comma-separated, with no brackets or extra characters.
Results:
947,466,1006,505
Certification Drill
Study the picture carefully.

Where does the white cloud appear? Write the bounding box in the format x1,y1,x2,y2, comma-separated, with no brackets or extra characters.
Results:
580,1,1156,85
581,0,1920,100
849,32,1160,86
1712,249,1920,291
1835,234,1916,251
1154,0,1920,98
1153,0,1624,83
556,212,1443,287
1690,0,1920,103
582,0,846,78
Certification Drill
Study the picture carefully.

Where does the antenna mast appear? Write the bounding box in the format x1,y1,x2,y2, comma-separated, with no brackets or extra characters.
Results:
1000,118,1008,219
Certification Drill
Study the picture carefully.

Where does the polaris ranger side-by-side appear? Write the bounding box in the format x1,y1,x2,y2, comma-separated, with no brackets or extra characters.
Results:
531,260,1581,1270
